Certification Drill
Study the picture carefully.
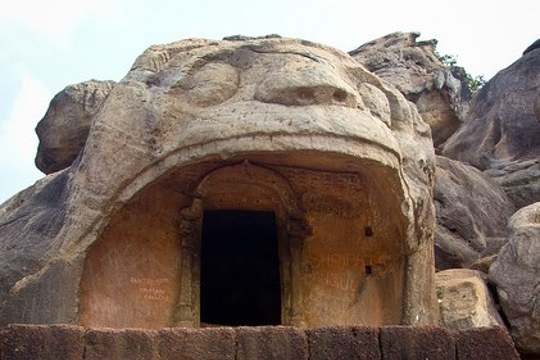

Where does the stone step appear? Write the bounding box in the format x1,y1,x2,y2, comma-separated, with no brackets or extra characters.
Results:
0,325,519,360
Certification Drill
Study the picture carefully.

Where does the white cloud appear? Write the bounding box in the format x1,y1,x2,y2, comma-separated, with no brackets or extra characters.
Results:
0,0,119,45
1,71,49,162
0,70,49,202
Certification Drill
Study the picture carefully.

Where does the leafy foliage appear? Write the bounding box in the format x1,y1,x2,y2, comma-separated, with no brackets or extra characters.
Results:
435,52,486,93
438,54,458,67
464,74,486,93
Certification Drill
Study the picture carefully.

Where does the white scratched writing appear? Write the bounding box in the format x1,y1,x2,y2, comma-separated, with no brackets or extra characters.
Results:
129,277,170,302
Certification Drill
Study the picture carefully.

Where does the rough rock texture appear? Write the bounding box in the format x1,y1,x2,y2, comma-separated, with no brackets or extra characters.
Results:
434,156,515,269
453,327,521,360
524,39,540,55
35,80,115,174
156,327,235,360
0,325,520,360
435,269,505,329
350,32,471,146
379,326,455,359
83,328,162,360
490,202,540,355
469,255,497,274
236,326,307,360
535,92,540,122
442,42,540,209
0,325,84,360
0,36,437,327
306,327,380,360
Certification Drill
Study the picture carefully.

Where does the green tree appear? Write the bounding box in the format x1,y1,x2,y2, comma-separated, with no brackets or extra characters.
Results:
435,52,486,93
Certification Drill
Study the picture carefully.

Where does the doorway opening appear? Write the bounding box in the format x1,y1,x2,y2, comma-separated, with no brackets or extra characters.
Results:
200,210,281,326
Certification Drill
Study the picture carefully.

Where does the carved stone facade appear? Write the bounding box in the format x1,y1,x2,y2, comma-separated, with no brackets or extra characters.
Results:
0,36,438,328
79,159,408,328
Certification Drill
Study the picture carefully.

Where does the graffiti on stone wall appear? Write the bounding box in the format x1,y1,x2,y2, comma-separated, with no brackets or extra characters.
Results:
130,277,171,302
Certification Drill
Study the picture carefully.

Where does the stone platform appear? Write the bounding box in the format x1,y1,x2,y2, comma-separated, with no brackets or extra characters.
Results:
0,325,519,359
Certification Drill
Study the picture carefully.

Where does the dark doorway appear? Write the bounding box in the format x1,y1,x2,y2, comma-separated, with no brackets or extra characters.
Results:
200,210,281,326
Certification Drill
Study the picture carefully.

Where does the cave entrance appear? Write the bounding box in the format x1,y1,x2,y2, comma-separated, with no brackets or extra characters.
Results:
200,210,282,326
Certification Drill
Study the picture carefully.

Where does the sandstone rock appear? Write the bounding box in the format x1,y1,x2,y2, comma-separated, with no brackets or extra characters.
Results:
469,255,497,274
157,328,236,360
534,92,540,122
435,269,505,330
84,328,160,360
0,37,437,328
0,325,84,360
223,34,282,41
306,327,380,360
454,327,520,360
442,42,540,209
434,156,514,269
350,32,471,146
35,80,115,174
0,325,521,360
379,326,455,360
236,326,307,360
490,202,540,355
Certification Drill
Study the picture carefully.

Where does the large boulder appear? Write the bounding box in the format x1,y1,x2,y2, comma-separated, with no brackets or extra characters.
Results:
35,80,115,174
350,32,471,147
434,156,515,269
490,202,540,355
534,92,540,122
435,269,505,330
0,36,438,328
524,39,540,55
442,40,540,209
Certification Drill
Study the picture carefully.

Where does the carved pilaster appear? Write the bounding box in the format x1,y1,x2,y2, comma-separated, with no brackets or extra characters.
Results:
173,199,202,327
287,216,312,327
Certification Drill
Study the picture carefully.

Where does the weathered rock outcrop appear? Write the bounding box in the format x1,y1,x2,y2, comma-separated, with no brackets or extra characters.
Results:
490,202,540,355
442,41,540,209
524,39,540,55
535,92,540,122
434,156,514,269
35,80,115,174
435,269,504,329
0,37,438,328
350,32,471,146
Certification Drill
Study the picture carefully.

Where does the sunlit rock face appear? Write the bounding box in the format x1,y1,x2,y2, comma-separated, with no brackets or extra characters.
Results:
442,41,540,209
534,92,540,122
350,32,471,148
434,156,515,270
435,269,505,330
35,80,115,174
490,202,540,355
0,36,437,329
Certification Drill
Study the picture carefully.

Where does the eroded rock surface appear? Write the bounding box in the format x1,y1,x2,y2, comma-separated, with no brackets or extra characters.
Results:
0,37,438,328
350,32,471,146
534,92,540,122
442,42,540,209
434,156,514,269
436,269,504,330
35,80,115,174
490,202,540,355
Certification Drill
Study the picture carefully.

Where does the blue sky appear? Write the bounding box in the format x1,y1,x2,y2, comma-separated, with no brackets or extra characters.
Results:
1,0,539,203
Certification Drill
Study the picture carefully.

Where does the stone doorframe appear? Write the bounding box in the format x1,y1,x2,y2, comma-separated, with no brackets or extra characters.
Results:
173,161,311,328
